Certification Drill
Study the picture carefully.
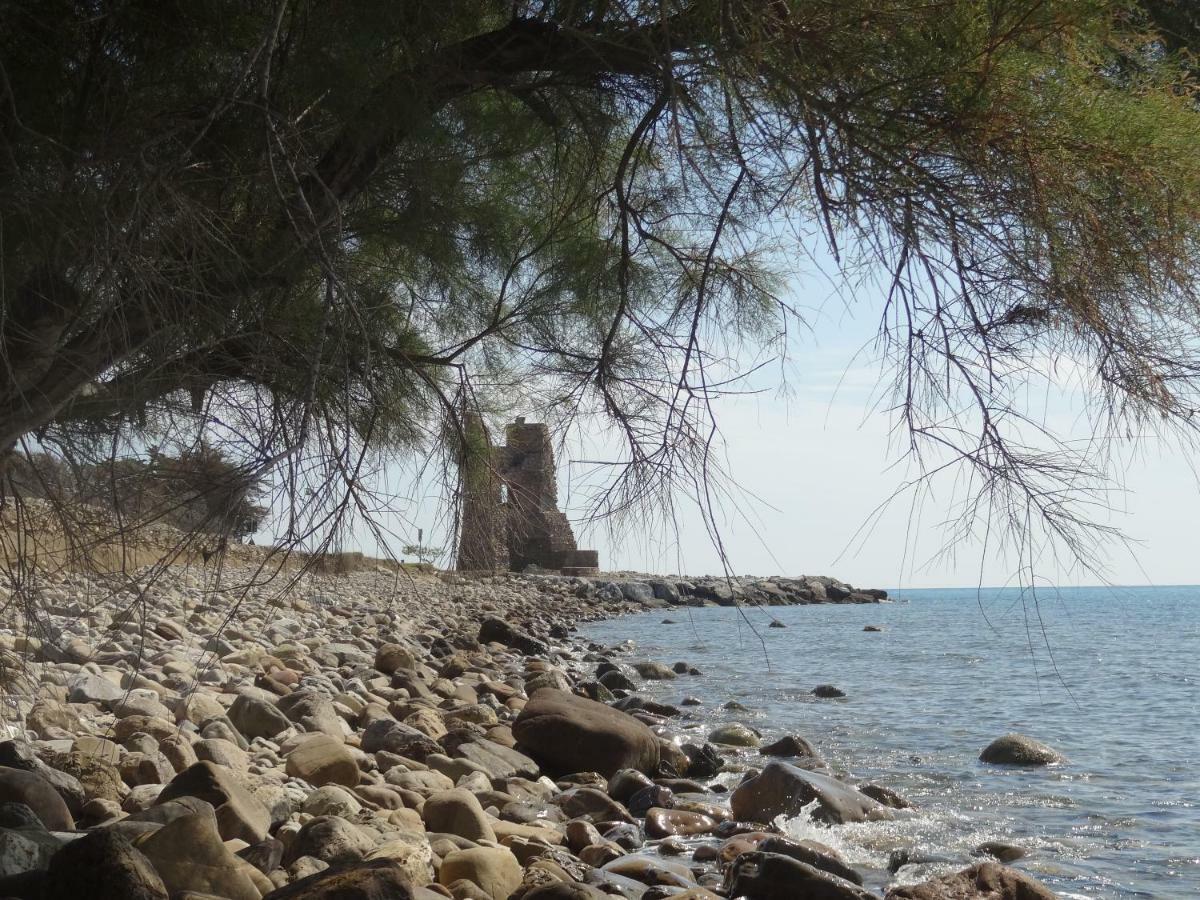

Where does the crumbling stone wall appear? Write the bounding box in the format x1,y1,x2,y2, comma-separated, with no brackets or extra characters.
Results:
455,416,598,574
455,414,508,571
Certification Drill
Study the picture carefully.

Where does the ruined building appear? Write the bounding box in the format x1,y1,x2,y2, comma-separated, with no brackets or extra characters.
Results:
456,417,599,575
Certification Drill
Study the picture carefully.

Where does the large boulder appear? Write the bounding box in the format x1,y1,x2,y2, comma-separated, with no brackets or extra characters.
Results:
277,690,345,738
724,851,873,900
135,812,262,900
884,861,1057,899
228,694,291,741
730,761,889,825
260,858,415,899
0,768,74,831
979,734,1064,766
512,688,660,777
43,829,167,900
439,846,522,899
453,739,539,780
360,719,442,760
478,619,547,656
285,815,374,866
374,643,420,674
286,735,360,788
155,761,270,843
420,790,496,843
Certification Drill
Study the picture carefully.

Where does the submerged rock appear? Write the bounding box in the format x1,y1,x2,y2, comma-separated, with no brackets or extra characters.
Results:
730,761,889,825
885,861,1056,899
979,734,1064,766
724,851,874,900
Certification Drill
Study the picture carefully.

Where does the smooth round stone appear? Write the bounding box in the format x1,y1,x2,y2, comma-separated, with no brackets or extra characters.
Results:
979,734,1064,766
707,723,759,747
602,854,697,888
645,807,717,838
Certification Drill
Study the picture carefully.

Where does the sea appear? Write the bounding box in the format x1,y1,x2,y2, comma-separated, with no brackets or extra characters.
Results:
576,585,1199,899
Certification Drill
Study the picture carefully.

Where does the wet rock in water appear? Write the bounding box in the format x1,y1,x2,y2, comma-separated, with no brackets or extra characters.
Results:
730,761,889,825
644,807,717,838
768,620,786,629
155,761,271,843
859,783,912,809
708,723,760,748
884,861,1057,899
973,841,1027,863
260,857,416,899
513,688,660,776
758,835,863,886
681,742,723,778
724,851,874,900
478,618,548,656
627,784,673,817
681,696,702,706
556,786,635,823
723,700,748,711
979,734,1064,766
43,829,167,900
888,848,956,874
607,768,654,803
602,853,697,889
812,684,846,699
633,661,676,680
759,734,817,758
0,768,74,831
598,669,637,692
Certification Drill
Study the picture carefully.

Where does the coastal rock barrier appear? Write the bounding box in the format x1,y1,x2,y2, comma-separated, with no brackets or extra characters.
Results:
0,564,1055,898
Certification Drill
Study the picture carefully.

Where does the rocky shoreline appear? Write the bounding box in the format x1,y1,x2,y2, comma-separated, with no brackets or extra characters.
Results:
0,563,1059,899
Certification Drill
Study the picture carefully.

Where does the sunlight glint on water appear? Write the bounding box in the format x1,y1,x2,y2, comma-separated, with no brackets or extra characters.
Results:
578,585,1200,898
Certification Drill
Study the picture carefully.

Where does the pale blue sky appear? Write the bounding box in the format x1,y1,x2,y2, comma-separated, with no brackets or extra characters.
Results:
337,255,1200,590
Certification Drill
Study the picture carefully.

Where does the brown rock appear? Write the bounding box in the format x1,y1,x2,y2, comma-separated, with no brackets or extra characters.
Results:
136,813,262,900
260,858,415,899
730,761,888,825
421,789,496,843
155,761,271,843
439,846,522,900
0,767,74,830
885,861,1057,899
286,735,360,788
512,689,659,777
43,828,167,900
644,808,717,838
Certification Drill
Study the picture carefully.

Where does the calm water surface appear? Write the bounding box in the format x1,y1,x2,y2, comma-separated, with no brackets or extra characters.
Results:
577,585,1199,898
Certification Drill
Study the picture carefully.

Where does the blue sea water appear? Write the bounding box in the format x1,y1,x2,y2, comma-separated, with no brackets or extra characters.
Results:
577,585,1200,898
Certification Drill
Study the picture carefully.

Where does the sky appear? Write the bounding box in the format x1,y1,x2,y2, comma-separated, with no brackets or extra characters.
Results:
339,261,1200,591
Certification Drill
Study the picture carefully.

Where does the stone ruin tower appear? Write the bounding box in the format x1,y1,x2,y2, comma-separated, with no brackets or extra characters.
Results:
455,417,599,575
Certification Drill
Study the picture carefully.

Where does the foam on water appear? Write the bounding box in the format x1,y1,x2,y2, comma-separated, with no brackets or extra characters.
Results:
579,585,1200,898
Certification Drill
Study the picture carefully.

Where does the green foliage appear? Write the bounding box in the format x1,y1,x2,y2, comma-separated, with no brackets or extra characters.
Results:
2,1,1200,558
3,447,268,540
402,544,444,565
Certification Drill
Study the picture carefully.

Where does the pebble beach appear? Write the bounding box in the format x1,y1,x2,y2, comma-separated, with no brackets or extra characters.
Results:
0,560,1063,899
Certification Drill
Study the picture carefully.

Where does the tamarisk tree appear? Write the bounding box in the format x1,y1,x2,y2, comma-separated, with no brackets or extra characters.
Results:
3,1,1200,563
